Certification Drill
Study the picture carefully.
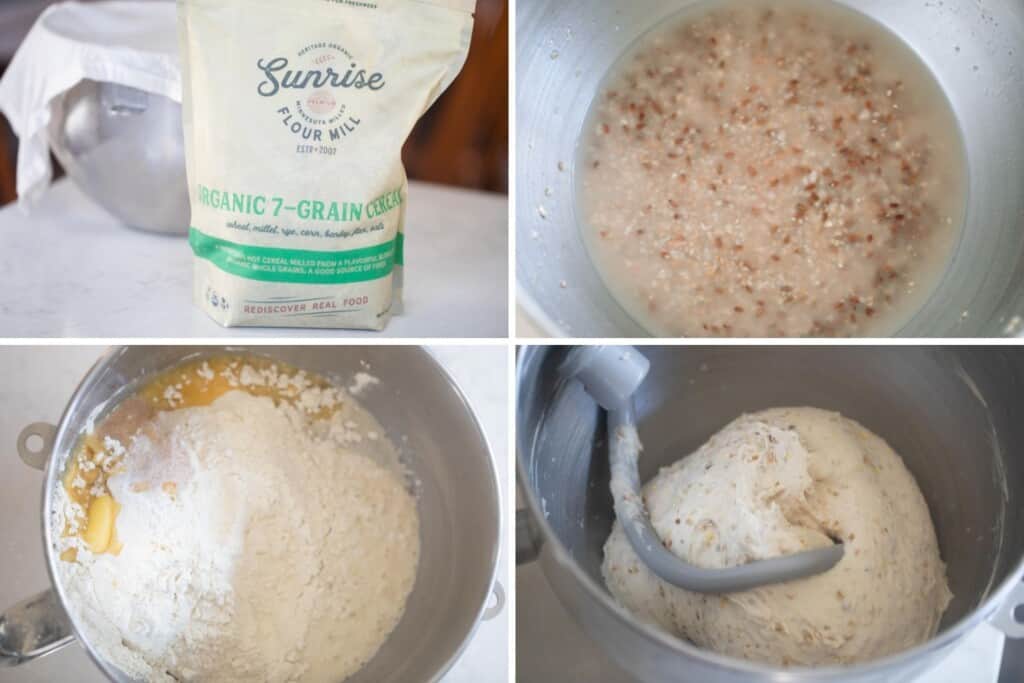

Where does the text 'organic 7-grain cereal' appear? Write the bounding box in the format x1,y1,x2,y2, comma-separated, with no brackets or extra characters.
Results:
177,0,475,329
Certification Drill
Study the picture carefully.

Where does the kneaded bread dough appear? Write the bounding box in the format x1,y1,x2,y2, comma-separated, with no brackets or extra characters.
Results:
602,407,951,666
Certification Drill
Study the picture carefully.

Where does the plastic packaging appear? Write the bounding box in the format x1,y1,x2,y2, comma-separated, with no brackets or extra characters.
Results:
177,0,475,329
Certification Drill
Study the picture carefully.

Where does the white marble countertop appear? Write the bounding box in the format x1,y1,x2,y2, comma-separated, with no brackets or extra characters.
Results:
0,346,509,683
0,180,508,338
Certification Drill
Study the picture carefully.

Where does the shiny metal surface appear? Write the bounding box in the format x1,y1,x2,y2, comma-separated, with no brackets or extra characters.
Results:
516,0,1024,337
1,427,74,666
0,591,73,667
16,423,54,471
48,80,189,235
2,346,501,682
517,346,1024,682
999,597,1024,682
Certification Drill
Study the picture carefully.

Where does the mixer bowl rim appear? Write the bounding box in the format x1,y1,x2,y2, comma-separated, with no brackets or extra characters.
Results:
40,345,503,683
515,345,1024,678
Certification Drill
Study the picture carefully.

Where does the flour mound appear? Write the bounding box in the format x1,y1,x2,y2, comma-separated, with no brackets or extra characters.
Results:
57,390,419,682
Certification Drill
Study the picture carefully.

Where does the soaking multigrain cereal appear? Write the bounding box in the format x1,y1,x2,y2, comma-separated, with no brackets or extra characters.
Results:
178,0,474,330
579,0,965,337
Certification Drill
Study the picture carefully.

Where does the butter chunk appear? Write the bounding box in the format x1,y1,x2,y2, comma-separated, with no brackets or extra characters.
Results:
83,495,120,554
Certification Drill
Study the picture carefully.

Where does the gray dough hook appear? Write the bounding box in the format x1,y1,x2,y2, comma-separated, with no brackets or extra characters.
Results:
559,346,844,594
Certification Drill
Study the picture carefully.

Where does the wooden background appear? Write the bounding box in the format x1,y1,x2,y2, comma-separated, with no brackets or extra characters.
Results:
0,0,508,207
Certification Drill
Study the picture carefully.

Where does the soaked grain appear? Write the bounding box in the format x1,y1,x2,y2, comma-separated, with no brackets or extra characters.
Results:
578,0,966,337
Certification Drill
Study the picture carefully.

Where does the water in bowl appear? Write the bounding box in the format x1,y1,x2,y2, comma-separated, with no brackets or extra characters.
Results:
576,0,967,337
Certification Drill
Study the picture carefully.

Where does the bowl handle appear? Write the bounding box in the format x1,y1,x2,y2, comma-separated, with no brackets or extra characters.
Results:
0,590,75,666
3,422,74,665
17,423,56,471
990,580,1024,639
482,581,506,621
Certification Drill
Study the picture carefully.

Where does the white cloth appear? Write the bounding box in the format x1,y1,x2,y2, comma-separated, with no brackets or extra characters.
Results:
0,1,180,204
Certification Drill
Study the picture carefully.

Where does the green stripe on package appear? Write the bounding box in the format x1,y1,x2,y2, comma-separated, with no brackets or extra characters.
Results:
190,228,399,285
395,232,405,267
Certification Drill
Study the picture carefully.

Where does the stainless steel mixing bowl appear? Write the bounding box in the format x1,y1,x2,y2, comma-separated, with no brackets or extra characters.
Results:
516,0,1024,337
517,346,1024,682
48,80,190,235
0,346,503,682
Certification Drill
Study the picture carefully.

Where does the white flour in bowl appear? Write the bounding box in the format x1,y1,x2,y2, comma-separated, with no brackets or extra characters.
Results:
54,389,419,682
177,0,475,329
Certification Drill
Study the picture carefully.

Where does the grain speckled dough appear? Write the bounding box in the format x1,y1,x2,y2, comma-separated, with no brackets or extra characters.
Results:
602,407,952,666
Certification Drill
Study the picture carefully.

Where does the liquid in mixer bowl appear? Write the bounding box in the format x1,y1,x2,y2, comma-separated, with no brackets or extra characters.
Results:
576,0,967,337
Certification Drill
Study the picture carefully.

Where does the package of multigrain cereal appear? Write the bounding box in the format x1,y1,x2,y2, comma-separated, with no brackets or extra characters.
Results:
177,0,474,329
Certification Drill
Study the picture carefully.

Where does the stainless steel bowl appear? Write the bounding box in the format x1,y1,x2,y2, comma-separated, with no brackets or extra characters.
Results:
0,346,503,682
516,0,1024,337
517,346,1024,682
48,80,190,235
